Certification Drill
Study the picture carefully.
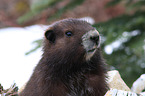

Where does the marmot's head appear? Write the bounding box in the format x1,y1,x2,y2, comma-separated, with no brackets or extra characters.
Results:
44,18,101,61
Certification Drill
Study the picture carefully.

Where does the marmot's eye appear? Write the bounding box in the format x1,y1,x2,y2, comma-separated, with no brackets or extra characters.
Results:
65,31,73,37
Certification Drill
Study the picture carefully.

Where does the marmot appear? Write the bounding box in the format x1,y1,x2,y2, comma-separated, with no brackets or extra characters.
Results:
19,18,108,96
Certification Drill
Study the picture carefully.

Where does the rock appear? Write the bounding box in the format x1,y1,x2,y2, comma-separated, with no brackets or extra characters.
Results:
131,74,145,94
105,89,142,96
107,70,131,91
140,92,145,96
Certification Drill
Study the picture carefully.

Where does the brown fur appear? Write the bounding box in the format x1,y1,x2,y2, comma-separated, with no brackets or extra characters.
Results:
19,18,108,96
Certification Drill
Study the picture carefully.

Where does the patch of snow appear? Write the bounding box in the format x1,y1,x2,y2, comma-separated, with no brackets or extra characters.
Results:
78,17,95,25
0,25,49,89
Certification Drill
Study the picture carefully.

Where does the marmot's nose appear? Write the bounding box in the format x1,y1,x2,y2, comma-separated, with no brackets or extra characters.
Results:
90,35,100,45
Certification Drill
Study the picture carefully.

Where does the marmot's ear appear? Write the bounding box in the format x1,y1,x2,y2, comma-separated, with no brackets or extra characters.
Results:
45,30,56,43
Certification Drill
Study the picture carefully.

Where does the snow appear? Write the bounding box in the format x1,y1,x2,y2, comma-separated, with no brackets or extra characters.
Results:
0,25,49,89
78,17,95,25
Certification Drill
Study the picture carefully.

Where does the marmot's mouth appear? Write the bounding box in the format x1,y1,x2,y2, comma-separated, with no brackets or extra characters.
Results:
87,48,96,53
82,29,100,61
86,48,97,61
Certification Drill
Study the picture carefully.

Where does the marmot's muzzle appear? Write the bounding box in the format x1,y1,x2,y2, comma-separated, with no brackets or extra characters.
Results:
82,29,100,60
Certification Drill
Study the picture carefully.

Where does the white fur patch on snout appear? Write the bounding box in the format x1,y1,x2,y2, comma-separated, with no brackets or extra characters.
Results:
82,29,101,61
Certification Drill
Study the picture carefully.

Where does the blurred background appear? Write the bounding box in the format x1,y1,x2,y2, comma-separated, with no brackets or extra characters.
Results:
0,0,145,90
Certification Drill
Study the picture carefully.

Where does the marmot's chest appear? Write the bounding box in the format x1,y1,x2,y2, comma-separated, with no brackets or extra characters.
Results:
64,74,94,96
